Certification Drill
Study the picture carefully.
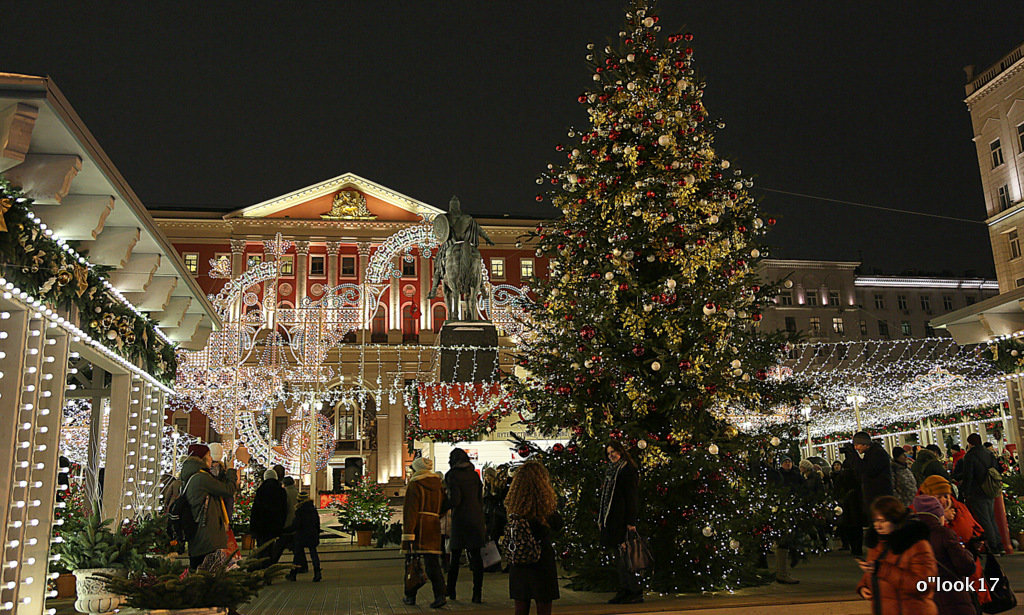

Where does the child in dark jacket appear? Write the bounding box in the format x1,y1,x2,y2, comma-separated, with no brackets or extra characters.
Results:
287,495,322,582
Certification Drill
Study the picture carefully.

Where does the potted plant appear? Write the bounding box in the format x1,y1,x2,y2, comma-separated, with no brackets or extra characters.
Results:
232,482,254,551
52,480,90,599
56,503,136,615
336,475,391,547
100,545,290,615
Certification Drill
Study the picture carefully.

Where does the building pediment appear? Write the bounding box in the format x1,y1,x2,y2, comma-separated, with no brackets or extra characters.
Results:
1008,98,1024,119
224,172,444,222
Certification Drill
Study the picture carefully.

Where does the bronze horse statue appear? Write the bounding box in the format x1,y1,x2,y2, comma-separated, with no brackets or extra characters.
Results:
427,196,493,322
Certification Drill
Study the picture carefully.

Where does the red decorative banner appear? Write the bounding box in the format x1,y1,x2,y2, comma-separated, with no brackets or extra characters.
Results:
416,382,509,430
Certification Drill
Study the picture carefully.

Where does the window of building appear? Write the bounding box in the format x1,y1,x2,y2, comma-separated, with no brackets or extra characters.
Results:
828,290,840,306
901,321,912,336
371,310,387,342
859,320,868,336
1018,122,1024,153
832,317,844,335
309,255,326,277
174,417,189,434
925,324,936,337
784,316,796,332
402,304,418,341
920,295,930,312
247,254,262,269
520,258,535,279
991,138,1005,168
336,402,356,440
213,253,230,274
778,292,793,306
490,257,505,280
966,295,976,305
402,258,416,278
1009,229,1021,260
183,253,199,275
432,303,447,333
897,295,908,311
806,290,818,306
809,316,821,334
1017,278,1024,289
874,294,885,309
341,256,356,277
878,320,889,338
999,185,1012,212
942,295,953,310
208,426,221,444
273,416,288,442
280,254,294,276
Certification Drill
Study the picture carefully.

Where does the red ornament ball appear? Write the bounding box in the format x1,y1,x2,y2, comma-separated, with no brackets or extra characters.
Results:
579,325,597,340
552,443,565,454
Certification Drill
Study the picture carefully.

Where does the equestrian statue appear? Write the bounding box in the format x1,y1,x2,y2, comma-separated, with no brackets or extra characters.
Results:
427,196,494,321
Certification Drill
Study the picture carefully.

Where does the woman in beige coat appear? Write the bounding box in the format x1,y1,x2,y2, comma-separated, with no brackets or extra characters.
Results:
402,457,447,608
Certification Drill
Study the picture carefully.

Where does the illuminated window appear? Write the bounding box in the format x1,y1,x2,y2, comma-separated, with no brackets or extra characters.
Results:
897,295,908,311
808,316,821,334
942,295,953,310
874,294,885,309
998,185,1012,211
920,295,930,312
878,320,889,338
280,255,294,276
1009,229,1021,260
247,254,262,269
828,291,840,305
183,253,199,275
214,253,230,273
991,139,1005,168
490,258,505,280
859,320,868,336
784,317,796,332
520,258,535,279
832,317,844,335
341,256,356,277
901,321,912,336
778,292,793,306
402,258,416,277
310,255,326,277
806,290,818,306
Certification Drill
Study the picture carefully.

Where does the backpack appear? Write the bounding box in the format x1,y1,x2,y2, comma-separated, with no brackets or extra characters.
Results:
981,466,1003,498
168,474,204,543
501,514,541,565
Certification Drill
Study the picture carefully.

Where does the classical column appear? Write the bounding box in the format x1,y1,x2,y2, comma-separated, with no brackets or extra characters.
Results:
419,252,431,334
294,241,310,306
102,373,132,523
326,241,341,289
230,239,246,277
1006,381,1023,449
357,243,372,330
85,366,105,507
0,308,30,614
388,255,401,343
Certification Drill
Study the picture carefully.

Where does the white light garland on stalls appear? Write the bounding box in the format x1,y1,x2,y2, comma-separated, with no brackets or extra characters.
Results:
781,337,1006,436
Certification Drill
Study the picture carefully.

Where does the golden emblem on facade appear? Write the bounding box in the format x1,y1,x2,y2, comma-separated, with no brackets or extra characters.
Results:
321,189,376,220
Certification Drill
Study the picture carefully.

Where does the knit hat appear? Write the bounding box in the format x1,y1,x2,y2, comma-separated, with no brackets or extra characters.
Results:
187,444,210,459
913,495,945,520
918,475,953,496
780,456,792,464
411,457,433,473
852,432,872,446
264,469,278,480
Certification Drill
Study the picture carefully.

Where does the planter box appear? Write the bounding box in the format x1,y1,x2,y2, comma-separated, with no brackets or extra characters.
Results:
73,568,126,615
56,573,76,599
356,530,373,547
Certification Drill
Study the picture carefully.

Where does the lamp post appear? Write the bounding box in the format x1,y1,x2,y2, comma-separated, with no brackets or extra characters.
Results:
846,394,866,431
801,405,813,457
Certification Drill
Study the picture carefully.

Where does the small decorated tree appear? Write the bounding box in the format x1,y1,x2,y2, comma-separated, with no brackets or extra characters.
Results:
336,475,391,532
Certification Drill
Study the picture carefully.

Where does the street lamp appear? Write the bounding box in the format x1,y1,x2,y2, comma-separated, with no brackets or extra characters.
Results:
800,405,813,457
846,394,866,431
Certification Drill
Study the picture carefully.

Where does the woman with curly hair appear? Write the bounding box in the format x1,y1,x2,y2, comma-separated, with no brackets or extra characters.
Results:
505,461,562,615
598,440,641,603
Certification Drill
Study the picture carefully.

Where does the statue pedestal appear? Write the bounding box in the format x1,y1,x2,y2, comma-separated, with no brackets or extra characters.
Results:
438,321,498,383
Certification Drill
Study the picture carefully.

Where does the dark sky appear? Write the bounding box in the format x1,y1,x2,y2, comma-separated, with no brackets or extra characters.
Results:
3,1,1022,276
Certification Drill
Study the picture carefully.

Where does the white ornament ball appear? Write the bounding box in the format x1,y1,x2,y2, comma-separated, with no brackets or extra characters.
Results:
666,279,677,289
604,271,614,280
643,16,654,27
626,53,636,62
646,254,656,262
721,160,731,169
741,374,751,382
106,330,118,340
733,181,743,190
637,439,647,449
593,74,601,81
708,444,719,455
643,304,653,312
730,359,742,369
708,214,719,224
729,539,740,550
1013,350,1020,357
770,436,781,447
702,303,716,316
612,248,622,256
783,279,794,288
658,135,672,146
584,360,594,368
726,309,736,318
665,214,675,223
751,249,760,258
702,526,713,537
684,174,695,185
651,361,661,371
627,82,637,91
834,506,844,516
753,217,764,228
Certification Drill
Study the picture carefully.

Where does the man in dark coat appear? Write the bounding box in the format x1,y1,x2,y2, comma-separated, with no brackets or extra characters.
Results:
835,451,866,556
954,433,1002,553
444,448,486,603
250,469,288,565
286,494,322,582
850,432,893,519
910,447,948,485
770,456,805,584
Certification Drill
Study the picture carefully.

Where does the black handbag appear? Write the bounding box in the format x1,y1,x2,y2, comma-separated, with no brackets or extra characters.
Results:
502,514,541,565
404,554,428,594
982,553,1017,614
621,528,654,572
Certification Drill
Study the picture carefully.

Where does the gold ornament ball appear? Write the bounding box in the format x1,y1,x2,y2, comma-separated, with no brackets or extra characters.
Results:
702,526,713,537
637,439,647,449
770,436,781,447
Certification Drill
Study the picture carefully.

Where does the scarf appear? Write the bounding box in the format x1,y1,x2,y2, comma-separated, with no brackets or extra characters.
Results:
598,460,626,529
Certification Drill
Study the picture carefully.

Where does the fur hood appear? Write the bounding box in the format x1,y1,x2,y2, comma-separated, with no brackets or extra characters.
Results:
864,517,930,554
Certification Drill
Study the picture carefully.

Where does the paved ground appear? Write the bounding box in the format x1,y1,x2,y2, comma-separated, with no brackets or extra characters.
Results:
241,546,1024,615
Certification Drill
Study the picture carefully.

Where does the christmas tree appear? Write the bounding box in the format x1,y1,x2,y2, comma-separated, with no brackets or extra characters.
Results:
509,0,816,592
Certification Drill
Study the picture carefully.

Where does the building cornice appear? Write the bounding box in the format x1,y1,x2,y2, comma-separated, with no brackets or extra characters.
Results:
759,259,861,270
854,276,998,291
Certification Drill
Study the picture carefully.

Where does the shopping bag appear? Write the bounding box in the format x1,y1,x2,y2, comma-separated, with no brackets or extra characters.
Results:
621,528,654,572
480,540,502,570
405,554,428,594
223,528,241,562
982,553,1017,613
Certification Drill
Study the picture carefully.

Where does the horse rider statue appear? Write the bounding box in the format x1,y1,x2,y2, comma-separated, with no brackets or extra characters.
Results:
427,196,494,321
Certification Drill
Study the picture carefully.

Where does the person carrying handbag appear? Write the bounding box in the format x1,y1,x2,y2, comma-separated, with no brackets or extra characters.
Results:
598,441,642,604
401,457,447,608
178,444,236,570
505,461,562,615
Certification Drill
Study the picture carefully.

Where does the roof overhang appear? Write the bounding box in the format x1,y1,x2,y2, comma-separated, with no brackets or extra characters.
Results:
0,73,220,345
931,287,1024,344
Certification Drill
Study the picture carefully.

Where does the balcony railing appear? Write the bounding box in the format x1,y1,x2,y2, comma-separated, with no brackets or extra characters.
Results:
967,41,1024,96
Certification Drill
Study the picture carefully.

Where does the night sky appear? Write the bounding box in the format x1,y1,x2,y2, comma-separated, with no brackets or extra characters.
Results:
3,1,1022,276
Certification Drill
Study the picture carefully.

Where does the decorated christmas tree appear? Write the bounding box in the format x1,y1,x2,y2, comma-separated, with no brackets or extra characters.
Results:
508,0,816,592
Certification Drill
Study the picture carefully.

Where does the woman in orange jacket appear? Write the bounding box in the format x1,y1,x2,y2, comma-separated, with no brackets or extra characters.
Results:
857,496,937,615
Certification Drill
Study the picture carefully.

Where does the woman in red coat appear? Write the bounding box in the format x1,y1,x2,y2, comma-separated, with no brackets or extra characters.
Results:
856,496,937,615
